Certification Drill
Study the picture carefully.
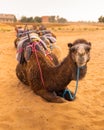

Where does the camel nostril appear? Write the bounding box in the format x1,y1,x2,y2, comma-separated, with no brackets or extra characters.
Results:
79,59,84,63
78,50,86,56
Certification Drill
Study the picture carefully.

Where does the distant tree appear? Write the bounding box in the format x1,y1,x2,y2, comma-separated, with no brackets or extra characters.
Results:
57,17,67,23
34,16,42,23
19,15,68,23
98,16,104,22
49,15,68,23
27,17,34,22
49,16,56,22
14,16,17,22
20,16,34,22
20,16,27,22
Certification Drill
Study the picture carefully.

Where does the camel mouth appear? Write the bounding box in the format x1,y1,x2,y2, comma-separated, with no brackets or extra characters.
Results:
77,62,87,67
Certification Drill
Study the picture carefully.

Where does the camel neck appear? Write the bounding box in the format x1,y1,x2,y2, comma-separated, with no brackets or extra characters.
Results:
31,52,87,92
55,54,76,81
46,54,76,91
46,53,87,91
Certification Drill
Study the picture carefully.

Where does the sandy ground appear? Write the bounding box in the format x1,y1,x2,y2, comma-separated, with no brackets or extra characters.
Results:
0,24,104,130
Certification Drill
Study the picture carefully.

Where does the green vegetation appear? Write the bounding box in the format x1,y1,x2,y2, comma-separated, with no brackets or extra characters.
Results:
19,15,68,23
98,16,104,22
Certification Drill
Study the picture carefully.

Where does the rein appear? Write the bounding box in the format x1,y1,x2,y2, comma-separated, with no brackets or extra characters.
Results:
30,42,45,88
25,41,54,88
62,67,80,101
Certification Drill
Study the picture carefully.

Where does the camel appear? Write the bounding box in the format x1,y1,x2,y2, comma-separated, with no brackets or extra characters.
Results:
33,24,62,59
16,39,91,103
39,33,62,60
14,26,28,48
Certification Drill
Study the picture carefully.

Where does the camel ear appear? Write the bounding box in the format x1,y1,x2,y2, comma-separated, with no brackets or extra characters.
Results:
68,43,73,48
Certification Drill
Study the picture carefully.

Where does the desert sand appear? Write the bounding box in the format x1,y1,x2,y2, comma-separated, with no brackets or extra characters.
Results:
0,23,104,130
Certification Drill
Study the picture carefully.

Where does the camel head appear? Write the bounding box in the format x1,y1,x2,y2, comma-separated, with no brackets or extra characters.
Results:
68,39,91,67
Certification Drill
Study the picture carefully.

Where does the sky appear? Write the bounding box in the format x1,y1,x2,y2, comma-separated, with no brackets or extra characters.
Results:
0,0,104,22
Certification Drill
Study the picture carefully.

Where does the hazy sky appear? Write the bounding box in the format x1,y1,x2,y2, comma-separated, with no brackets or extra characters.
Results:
0,0,104,21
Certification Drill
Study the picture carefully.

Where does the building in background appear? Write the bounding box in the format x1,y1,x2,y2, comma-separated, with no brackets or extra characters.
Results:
0,14,16,23
41,16,49,23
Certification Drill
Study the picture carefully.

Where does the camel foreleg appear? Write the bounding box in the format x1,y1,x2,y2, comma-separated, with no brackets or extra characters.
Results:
35,89,65,103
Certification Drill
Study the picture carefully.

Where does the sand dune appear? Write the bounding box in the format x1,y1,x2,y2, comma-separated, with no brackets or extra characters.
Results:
0,24,104,130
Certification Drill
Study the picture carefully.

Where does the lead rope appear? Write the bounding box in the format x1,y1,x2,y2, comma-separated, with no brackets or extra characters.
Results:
62,67,80,101
32,42,45,88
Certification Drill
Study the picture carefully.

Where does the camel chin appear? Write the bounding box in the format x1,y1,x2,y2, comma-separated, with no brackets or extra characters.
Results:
77,62,87,68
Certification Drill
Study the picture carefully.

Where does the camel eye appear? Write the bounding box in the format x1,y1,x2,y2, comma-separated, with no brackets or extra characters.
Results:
86,47,90,52
71,47,76,52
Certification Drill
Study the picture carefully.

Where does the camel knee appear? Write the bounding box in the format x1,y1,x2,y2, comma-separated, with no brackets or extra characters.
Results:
35,89,65,103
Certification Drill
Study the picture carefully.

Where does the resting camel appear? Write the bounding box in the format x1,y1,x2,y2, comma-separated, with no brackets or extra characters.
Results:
16,39,91,103
33,25,61,59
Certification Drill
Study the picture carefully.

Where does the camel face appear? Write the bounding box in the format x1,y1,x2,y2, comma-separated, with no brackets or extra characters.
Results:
69,40,91,67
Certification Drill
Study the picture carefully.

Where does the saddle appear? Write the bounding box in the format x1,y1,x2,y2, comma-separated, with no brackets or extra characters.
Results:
16,33,49,64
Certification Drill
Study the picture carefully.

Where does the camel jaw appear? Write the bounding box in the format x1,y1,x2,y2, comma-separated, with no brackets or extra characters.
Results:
77,62,87,68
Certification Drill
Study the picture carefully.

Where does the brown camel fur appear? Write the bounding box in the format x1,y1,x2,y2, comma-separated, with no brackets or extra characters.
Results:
16,39,91,103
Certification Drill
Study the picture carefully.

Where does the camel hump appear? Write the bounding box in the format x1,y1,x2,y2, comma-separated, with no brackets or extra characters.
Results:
16,34,54,64
16,42,46,64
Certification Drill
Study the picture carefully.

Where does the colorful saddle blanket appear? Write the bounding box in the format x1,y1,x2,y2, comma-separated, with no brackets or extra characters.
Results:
16,33,48,63
41,33,56,43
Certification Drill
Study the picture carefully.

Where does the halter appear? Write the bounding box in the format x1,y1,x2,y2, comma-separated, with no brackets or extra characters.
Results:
62,67,81,101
